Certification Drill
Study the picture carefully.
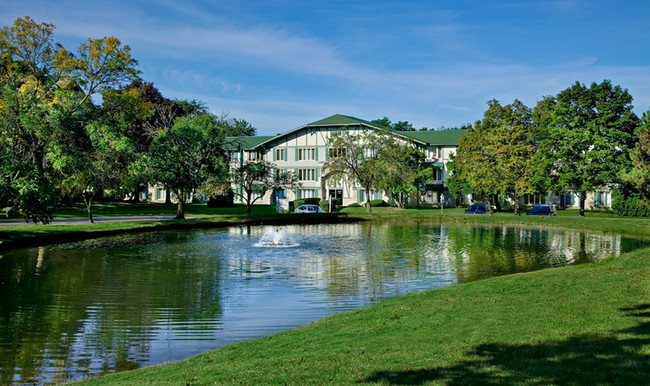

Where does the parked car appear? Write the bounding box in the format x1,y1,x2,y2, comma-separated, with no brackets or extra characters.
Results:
527,205,555,216
464,204,487,214
294,204,326,213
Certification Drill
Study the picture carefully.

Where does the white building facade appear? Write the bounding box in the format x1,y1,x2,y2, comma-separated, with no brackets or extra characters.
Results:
226,114,464,207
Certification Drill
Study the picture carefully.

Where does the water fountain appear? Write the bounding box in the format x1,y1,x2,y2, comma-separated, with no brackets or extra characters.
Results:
254,229,300,248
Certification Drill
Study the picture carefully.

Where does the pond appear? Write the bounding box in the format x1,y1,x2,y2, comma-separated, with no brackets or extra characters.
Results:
0,223,647,383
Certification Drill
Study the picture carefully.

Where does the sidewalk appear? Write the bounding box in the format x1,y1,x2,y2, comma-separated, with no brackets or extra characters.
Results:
0,216,179,226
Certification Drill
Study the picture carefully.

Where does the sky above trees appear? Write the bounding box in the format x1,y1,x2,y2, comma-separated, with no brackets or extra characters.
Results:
2,0,649,135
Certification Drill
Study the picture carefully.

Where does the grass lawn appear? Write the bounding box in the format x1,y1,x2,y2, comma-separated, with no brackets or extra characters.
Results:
76,244,650,385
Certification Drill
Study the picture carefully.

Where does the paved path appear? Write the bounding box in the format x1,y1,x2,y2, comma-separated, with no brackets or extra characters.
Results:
0,216,180,226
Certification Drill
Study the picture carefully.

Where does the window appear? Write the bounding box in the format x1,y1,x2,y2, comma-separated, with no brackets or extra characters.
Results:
359,190,381,203
274,148,286,161
363,148,375,158
298,148,315,161
298,168,316,181
298,189,317,199
155,188,166,201
328,148,346,158
247,151,258,161
594,191,610,207
524,193,546,205
328,189,343,199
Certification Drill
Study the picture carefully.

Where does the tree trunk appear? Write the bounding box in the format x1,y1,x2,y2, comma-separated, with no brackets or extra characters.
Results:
83,191,94,223
365,185,372,213
512,194,521,216
165,185,172,204
175,188,185,219
132,189,140,203
492,194,502,212
579,191,586,217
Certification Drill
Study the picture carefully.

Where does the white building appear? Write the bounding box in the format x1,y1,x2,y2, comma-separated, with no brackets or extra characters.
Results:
225,114,465,206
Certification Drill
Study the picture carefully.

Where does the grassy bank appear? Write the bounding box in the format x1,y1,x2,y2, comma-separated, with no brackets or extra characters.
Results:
78,245,650,384
341,207,650,239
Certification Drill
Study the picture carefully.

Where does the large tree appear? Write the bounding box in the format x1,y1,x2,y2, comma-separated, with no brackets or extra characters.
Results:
376,137,426,208
323,130,389,213
0,17,139,222
231,160,299,216
452,100,537,215
149,113,227,219
536,80,639,216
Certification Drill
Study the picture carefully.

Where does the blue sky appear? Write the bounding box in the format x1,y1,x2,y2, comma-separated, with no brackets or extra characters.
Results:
2,0,649,135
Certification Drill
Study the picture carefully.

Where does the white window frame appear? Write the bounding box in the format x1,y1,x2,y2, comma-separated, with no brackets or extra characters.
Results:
298,148,315,161
298,168,316,181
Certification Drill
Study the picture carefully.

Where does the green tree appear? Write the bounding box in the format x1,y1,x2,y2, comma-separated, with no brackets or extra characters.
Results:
370,117,392,128
622,109,650,200
452,100,537,215
392,120,414,131
324,130,388,213
0,17,139,222
149,114,227,219
231,160,299,216
376,137,425,208
445,155,473,206
537,80,639,216
0,17,60,222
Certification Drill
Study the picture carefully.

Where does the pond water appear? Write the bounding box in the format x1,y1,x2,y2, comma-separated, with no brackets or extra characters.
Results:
0,223,647,383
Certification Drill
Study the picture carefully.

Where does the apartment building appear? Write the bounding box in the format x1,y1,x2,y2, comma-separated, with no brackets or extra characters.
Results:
226,114,465,206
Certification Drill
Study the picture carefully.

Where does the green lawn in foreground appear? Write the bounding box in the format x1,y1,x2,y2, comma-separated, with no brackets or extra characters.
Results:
77,245,650,385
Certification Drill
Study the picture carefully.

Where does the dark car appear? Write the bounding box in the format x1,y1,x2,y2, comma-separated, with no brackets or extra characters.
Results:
527,205,554,216
464,204,487,214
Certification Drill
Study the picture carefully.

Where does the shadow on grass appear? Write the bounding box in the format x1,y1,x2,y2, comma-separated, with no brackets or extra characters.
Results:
362,304,650,384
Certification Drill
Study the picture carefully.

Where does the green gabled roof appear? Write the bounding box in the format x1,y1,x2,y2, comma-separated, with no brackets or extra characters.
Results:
250,114,387,149
225,116,467,152
398,129,467,146
225,136,275,151
305,114,387,130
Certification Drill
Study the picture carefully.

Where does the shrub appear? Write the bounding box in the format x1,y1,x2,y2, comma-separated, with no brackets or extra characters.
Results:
319,200,329,211
207,190,234,208
319,198,343,212
347,203,361,208
612,189,649,216
369,199,387,207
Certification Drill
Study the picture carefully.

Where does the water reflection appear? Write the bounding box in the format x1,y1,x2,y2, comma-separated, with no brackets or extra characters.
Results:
0,224,646,383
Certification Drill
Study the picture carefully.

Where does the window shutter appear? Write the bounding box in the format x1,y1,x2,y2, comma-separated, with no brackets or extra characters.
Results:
295,148,299,161
273,149,276,161
315,148,319,161
315,168,319,181
284,149,287,161
325,148,329,161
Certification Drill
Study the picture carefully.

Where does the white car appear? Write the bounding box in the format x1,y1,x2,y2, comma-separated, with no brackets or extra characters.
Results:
294,204,326,213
